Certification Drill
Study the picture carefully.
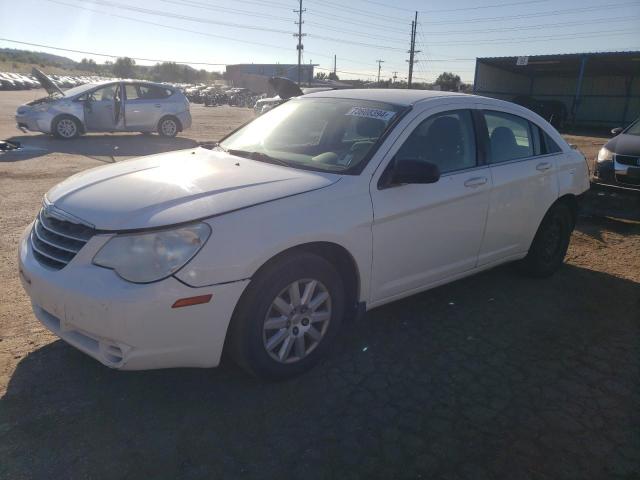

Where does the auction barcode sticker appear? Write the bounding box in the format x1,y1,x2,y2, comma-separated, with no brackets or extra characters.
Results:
346,107,396,121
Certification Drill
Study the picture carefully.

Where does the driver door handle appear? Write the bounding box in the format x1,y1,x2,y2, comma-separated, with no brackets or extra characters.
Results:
464,176,488,188
536,162,552,172
154,104,162,108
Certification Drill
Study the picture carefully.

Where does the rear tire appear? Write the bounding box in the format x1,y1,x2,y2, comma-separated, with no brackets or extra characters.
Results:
517,202,574,277
52,115,81,139
227,252,345,380
157,116,179,137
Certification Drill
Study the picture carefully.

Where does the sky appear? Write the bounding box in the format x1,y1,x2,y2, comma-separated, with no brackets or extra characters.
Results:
1,0,639,83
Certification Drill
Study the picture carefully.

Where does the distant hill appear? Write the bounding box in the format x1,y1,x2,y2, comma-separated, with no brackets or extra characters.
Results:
1,48,222,83
0,48,77,68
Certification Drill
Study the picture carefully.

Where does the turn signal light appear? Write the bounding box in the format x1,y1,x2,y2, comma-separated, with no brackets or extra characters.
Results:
171,294,213,308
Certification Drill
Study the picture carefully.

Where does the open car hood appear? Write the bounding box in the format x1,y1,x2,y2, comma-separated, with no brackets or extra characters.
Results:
268,77,303,100
31,67,64,96
45,148,340,231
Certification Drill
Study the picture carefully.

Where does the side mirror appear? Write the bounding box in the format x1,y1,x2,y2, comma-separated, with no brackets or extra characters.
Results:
391,159,440,185
611,127,623,136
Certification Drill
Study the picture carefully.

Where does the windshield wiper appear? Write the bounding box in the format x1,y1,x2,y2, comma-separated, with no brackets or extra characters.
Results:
227,149,290,167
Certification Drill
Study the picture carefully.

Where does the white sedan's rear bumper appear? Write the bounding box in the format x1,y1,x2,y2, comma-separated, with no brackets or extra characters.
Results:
18,225,248,370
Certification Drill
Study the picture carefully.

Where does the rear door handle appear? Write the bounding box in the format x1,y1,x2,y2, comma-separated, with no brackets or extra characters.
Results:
464,177,488,188
536,162,552,172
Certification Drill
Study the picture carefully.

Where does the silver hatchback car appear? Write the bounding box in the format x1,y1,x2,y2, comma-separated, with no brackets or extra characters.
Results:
16,68,192,139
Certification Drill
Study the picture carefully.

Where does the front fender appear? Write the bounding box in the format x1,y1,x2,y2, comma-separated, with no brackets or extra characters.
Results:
48,100,86,132
174,178,373,302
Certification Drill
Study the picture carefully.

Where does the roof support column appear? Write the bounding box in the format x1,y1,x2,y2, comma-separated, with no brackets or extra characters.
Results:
571,55,588,126
621,74,634,126
528,75,535,95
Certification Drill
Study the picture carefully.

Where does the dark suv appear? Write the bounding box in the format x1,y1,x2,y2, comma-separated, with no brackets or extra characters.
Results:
592,117,640,191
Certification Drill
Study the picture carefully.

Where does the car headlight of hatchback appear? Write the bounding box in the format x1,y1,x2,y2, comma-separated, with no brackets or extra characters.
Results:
93,223,211,283
597,147,614,162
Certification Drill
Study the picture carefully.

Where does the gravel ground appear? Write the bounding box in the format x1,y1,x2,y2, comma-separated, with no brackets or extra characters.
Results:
1,90,639,479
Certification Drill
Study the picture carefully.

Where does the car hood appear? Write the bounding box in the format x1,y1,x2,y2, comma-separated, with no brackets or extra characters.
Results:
45,148,340,231
606,133,640,157
31,67,64,97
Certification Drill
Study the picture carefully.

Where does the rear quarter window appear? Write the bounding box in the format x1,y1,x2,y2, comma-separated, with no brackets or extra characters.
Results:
138,85,172,99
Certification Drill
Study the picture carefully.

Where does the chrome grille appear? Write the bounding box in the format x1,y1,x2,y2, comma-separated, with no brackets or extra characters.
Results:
30,208,95,270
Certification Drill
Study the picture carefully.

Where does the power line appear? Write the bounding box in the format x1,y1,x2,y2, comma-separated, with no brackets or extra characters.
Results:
348,0,551,13
422,15,640,36
425,28,638,46
50,0,407,52
419,1,640,24
0,38,227,66
158,0,292,22
305,0,410,25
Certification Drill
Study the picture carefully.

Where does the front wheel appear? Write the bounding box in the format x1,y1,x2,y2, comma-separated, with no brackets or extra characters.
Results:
52,115,81,139
227,252,345,379
517,202,574,277
157,117,179,137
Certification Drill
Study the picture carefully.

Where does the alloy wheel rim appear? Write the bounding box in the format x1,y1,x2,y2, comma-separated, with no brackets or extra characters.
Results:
262,278,332,364
58,119,76,138
162,119,177,136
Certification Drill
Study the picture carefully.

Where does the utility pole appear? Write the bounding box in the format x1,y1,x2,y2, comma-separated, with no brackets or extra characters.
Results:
294,0,306,86
376,59,385,85
407,11,420,89
333,54,337,78
392,71,398,83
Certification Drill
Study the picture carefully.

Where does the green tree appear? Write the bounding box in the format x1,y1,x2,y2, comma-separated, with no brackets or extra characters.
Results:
78,58,98,73
434,72,461,92
112,57,136,79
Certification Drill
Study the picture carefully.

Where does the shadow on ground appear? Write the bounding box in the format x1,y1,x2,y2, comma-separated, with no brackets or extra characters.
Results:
0,133,199,163
581,186,640,223
2,264,639,479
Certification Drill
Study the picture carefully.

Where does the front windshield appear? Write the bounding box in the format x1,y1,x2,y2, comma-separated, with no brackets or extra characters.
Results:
625,118,640,136
63,82,108,98
220,97,404,172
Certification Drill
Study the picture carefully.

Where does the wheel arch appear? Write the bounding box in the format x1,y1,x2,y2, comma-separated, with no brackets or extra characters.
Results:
157,114,182,132
556,193,579,227
247,241,361,319
51,113,85,134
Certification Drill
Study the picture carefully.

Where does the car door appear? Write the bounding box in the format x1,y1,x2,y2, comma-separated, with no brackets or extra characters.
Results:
476,109,559,266
124,84,169,130
84,83,122,131
369,107,491,304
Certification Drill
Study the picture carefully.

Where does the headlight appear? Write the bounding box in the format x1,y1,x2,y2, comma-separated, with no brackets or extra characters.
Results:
597,147,613,162
93,223,211,283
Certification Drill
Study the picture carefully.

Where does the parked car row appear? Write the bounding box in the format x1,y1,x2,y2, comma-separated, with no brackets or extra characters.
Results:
0,71,110,91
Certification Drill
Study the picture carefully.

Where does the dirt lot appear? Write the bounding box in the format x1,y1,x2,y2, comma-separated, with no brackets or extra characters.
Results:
1,90,639,479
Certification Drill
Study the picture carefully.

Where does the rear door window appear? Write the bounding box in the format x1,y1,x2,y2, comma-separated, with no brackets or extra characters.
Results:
483,111,534,163
540,129,562,154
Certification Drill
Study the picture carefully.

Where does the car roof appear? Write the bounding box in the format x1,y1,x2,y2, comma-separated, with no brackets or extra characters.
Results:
301,88,470,106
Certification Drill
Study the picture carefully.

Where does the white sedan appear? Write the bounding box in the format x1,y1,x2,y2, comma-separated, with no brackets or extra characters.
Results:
18,90,590,379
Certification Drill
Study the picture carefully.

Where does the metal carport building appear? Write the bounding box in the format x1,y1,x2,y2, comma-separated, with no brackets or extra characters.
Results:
473,51,640,128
